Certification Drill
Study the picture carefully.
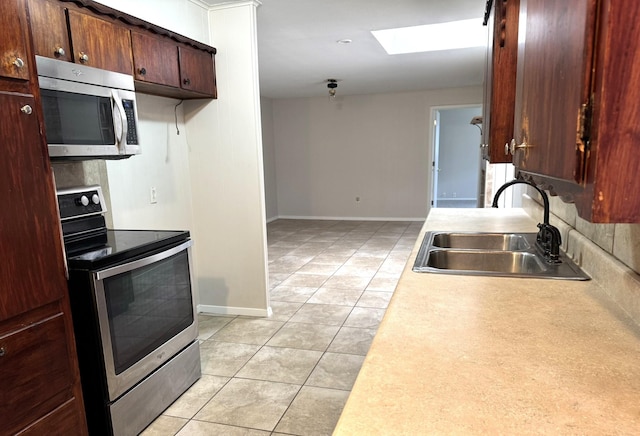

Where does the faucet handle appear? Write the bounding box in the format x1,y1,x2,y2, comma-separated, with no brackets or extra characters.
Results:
536,223,562,263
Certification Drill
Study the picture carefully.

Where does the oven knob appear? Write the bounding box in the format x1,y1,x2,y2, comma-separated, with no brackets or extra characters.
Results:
91,194,100,205
76,195,90,207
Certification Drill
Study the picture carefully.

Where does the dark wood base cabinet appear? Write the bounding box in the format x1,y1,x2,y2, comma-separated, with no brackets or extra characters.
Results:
0,303,87,435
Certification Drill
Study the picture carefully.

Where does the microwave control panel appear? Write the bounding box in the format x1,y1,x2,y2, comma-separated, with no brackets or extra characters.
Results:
123,99,138,145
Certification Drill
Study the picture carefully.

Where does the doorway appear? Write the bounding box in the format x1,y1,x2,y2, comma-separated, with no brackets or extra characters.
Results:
431,105,483,208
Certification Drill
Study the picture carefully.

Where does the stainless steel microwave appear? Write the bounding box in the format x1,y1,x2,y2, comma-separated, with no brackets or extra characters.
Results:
36,56,140,160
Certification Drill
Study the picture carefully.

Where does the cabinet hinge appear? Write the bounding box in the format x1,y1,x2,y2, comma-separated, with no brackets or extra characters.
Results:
575,95,593,183
576,97,593,152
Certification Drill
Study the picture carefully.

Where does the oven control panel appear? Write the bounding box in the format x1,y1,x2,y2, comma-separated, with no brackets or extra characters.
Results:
57,185,107,221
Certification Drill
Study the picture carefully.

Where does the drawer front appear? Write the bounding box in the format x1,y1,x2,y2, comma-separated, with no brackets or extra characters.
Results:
0,312,74,434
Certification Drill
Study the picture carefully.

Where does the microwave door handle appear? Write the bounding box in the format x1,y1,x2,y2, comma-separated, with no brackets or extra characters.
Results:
111,90,127,152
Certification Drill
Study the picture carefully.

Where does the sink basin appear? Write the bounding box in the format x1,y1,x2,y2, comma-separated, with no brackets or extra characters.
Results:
413,231,589,280
425,249,546,274
430,232,532,251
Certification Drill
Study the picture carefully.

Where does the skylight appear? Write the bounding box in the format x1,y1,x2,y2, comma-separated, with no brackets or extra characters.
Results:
371,19,487,54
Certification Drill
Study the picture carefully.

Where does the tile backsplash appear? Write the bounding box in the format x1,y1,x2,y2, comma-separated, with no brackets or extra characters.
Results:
51,160,113,228
523,187,640,325
524,186,640,274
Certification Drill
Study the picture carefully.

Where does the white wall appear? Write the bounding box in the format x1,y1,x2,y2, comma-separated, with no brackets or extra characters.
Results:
261,97,278,221
96,0,268,317
106,94,194,230
184,1,269,316
95,0,208,233
94,0,210,43
269,87,483,220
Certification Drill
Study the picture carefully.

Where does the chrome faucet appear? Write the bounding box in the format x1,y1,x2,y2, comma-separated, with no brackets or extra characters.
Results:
492,179,562,263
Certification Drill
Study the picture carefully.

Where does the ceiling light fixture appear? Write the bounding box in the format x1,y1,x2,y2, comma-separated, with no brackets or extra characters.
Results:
327,79,338,100
337,39,352,44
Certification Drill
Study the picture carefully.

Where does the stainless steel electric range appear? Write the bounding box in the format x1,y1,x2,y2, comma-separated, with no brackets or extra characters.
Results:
57,185,200,436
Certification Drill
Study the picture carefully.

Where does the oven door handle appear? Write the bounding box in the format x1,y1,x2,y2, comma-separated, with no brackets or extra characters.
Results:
95,239,193,280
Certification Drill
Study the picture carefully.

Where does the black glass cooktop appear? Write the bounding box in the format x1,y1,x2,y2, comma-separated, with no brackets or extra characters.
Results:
66,229,190,270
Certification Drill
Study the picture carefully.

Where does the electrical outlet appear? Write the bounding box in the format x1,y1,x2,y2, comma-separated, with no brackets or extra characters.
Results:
150,186,157,204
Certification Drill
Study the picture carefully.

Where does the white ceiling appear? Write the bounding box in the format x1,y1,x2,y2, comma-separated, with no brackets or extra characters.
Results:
202,0,488,99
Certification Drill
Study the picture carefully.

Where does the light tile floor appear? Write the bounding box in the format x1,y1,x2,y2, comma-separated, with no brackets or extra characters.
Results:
142,219,422,436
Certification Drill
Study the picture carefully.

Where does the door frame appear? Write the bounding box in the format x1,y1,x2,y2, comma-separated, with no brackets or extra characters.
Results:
429,104,483,209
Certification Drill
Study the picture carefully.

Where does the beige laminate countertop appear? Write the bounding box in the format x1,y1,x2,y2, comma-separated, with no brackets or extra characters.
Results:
334,208,640,435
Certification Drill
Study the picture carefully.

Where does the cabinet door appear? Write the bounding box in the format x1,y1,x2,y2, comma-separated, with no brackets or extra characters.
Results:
513,0,598,183
27,0,72,61
0,311,75,435
67,9,133,74
179,45,216,97
131,31,180,87
0,92,68,321
582,0,640,222
0,0,30,81
482,0,519,163
18,398,86,436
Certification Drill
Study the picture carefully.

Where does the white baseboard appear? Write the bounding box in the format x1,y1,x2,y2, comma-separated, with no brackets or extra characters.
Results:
272,215,426,222
198,304,272,318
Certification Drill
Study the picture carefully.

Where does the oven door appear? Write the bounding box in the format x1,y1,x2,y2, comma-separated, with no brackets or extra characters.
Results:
92,239,197,401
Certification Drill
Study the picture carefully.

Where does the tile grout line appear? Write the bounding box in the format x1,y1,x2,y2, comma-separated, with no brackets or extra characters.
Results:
158,219,420,436
267,220,376,435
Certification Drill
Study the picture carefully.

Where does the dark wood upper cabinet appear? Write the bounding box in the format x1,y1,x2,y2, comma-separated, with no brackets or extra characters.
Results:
0,0,31,82
132,31,180,88
582,0,640,222
27,0,71,61
482,0,519,163
513,0,596,183
28,0,133,73
27,0,217,99
179,44,217,97
508,0,640,222
132,31,216,99
67,9,133,74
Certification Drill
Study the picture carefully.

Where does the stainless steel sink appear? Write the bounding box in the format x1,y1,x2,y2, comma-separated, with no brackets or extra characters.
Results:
413,231,589,280
430,232,531,251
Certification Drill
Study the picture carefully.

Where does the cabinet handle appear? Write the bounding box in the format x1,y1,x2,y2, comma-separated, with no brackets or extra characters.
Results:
20,105,33,115
504,142,510,155
54,46,66,57
139,67,147,76
0,347,6,357
78,52,89,63
183,78,191,86
509,138,531,155
12,57,25,69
